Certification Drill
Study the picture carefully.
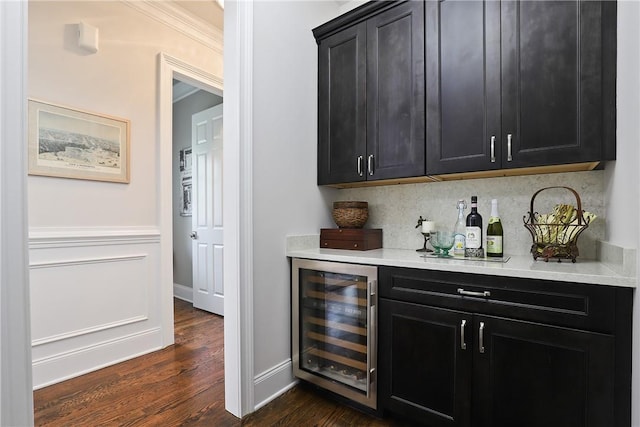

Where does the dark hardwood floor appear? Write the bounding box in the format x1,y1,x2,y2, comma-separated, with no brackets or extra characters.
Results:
34,298,403,426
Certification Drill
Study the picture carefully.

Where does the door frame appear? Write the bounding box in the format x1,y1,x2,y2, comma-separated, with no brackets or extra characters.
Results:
1,1,34,424
158,52,252,418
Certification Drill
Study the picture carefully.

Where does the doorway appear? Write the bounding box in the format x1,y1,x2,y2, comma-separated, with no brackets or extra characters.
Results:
171,80,223,316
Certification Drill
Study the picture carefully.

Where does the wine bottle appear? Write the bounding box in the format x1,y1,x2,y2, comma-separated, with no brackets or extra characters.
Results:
453,200,466,257
465,196,483,258
486,199,504,257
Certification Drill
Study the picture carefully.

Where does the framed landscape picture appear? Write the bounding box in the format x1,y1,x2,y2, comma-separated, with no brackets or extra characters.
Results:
28,99,130,183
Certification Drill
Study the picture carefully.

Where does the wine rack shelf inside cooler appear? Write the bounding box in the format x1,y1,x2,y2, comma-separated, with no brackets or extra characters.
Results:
300,269,370,393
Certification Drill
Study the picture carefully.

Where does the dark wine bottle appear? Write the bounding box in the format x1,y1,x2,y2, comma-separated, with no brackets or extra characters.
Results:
486,199,504,257
465,196,483,258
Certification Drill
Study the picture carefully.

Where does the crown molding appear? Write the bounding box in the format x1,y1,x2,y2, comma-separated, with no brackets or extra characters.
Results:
122,1,223,54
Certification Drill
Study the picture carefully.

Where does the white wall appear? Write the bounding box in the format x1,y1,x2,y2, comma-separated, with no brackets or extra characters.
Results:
250,0,339,407
605,1,640,251
28,1,222,388
610,2,640,426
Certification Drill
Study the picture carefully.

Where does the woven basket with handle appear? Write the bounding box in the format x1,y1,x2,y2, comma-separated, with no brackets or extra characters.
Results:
523,186,591,263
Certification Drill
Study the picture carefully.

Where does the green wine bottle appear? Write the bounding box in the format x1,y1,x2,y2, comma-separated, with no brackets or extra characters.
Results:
486,199,503,257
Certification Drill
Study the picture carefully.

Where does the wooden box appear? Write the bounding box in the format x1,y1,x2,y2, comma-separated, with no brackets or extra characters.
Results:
320,228,382,251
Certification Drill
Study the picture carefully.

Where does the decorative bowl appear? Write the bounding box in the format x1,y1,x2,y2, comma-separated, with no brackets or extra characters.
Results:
332,201,369,228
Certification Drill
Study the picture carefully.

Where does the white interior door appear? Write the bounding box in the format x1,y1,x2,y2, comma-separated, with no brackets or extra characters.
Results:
192,104,224,315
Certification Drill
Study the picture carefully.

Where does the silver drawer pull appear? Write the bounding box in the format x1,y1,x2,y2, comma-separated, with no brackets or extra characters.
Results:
460,319,467,350
507,133,513,162
479,321,485,354
457,288,491,298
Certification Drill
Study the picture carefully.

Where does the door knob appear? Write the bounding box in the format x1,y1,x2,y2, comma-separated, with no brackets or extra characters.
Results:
190,231,198,240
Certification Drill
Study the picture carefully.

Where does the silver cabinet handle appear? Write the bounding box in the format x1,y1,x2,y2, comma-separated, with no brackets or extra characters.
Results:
479,321,485,354
457,288,491,298
490,136,496,163
507,133,513,162
367,154,374,176
461,319,467,350
357,156,364,176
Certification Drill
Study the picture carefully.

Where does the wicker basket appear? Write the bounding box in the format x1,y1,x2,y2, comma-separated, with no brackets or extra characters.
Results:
332,201,368,228
523,186,591,263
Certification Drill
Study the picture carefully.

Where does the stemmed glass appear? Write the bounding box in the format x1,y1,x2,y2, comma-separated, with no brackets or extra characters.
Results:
433,231,455,257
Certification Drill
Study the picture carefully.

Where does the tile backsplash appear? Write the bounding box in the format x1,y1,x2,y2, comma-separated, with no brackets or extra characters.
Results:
337,171,605,259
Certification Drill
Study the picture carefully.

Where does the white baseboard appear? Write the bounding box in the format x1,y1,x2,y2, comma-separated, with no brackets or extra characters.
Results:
173,283,193,302
32,327,163,390
253,359,297,411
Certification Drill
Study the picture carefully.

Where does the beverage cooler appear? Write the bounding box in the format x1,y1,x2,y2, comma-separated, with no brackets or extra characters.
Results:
291,258,378,409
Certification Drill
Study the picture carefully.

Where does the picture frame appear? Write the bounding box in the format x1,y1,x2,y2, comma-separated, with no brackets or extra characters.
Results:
178,146,193,216
179,147,192,174
180,176,192,217
28,99,130,183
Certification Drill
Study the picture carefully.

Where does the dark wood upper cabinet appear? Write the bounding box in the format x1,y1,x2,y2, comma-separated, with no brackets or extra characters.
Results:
426,0,501,175
366,2,425,181
317,23,367,185
316,0,615,185
427,0,616,175
315,1,425,185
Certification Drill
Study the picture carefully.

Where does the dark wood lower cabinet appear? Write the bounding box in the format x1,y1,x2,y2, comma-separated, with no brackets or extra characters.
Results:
473,316,614,427
379,300,471,427
378,267,630,427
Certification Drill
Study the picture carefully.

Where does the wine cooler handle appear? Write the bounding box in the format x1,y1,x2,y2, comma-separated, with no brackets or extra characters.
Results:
490,136,496,163
507,134,513,162
357,156,364,176
479,322,485,354
460,319,467,350
367,155,374,176
368,280,376,305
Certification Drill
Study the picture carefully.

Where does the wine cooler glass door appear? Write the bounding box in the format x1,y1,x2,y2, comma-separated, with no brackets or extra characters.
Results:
292,259,377,409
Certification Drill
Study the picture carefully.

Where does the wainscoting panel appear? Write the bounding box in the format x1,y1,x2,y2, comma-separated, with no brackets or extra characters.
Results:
29,227,164,389
30,254,149,345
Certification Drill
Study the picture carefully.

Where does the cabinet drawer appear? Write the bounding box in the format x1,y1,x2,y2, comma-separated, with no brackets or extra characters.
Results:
379,266,622,333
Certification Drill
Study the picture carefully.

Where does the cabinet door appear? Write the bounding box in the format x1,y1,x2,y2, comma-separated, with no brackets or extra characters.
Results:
379,299,471,427
317,23,366,185
473,315,614,427
501,1,611,167
367,1,425,181
426,0,501,175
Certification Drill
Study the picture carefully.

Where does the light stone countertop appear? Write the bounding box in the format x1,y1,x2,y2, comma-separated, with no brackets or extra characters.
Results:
286,246,636,288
